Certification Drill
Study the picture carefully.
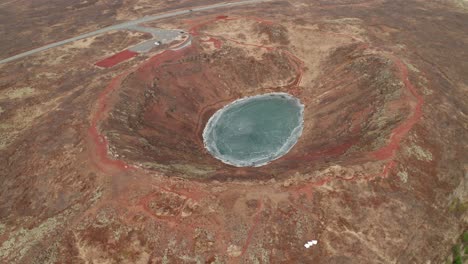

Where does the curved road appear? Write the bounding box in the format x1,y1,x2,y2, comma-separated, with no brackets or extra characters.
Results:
0,0,270,64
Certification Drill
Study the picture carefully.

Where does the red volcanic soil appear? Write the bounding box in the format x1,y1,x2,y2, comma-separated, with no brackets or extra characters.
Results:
95,49,138,68
88,74,131,173
369,57,424,160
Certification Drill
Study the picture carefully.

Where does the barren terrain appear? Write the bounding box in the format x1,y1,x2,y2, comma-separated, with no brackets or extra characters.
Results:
0,0,467,263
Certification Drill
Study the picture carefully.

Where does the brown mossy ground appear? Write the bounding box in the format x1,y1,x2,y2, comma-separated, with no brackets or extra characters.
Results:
0,0,467,263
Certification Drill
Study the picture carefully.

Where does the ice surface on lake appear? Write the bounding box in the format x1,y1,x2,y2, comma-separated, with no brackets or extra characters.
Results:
203,93,304,167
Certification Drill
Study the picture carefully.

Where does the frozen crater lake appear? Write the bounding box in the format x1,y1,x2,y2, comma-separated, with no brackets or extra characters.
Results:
203,93,304,167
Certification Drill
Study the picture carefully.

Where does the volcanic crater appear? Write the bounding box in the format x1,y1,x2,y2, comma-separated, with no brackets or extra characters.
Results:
98,17,412,180
2,1,467,263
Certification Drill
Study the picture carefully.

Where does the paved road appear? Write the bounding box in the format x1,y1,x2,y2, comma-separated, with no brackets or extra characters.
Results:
0,0,270,64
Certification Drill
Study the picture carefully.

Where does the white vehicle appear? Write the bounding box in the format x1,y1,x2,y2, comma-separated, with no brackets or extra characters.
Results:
304,240,318,249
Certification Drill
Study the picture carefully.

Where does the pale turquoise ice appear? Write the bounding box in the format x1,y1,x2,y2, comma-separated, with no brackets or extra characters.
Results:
203,93,304,167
